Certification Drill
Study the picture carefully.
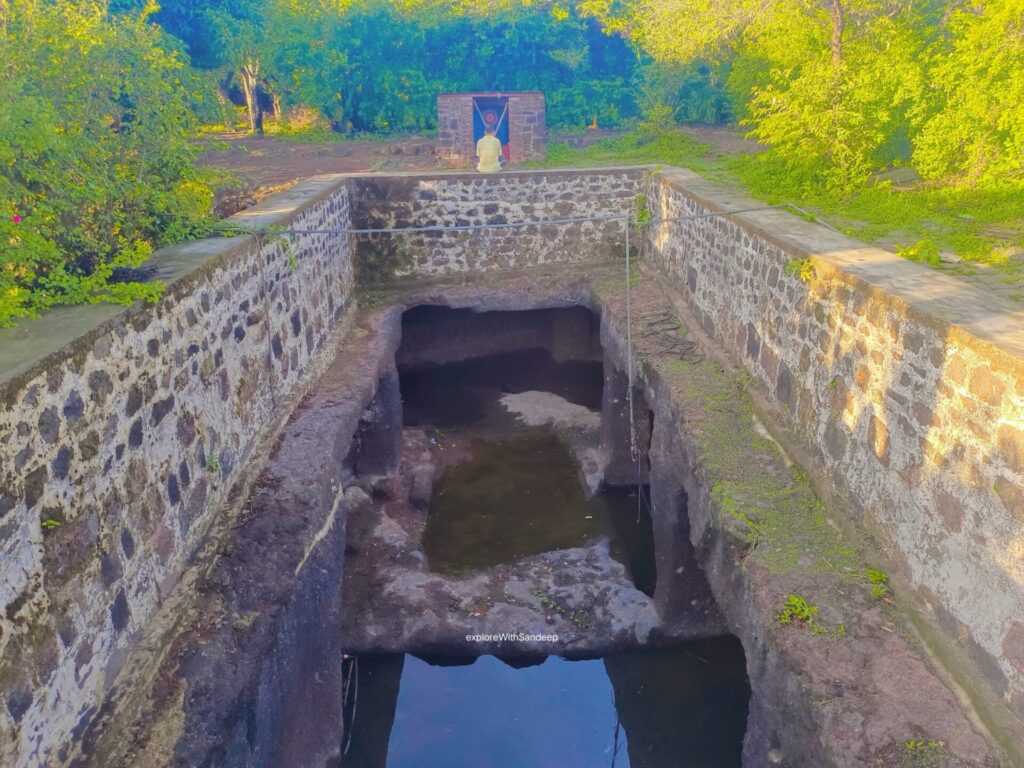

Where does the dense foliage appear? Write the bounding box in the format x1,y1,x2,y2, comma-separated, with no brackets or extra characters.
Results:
1,0,1021,326
912,0,1024,184
608,0,1024,191
106,0,1024,187
0,0,213,326
207,0,645,134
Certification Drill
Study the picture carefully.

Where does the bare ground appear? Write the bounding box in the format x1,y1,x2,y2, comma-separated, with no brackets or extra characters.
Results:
196,127,761,216
197,133,443,216
198,129,1023,307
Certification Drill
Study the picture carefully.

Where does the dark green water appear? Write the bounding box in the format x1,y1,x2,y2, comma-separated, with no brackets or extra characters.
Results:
354,317,750,766
400,347,603,430
421,428,655,594
338,639,750,768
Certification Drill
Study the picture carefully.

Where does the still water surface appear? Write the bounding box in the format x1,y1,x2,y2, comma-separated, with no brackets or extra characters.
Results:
341,642,749,768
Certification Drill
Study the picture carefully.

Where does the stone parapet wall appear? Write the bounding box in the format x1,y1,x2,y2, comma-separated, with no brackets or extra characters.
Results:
349,168,645,281
0,176,353,767
4,163,1021,765
645,168,1024,717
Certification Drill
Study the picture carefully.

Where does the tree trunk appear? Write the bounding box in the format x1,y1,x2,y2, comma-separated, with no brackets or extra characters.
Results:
240,57,264,135
830,0,845,65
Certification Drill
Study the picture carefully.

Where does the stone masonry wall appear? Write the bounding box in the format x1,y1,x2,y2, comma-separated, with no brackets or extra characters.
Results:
436,92,546,166
645,167,1024,718
349,168,644,281
507,92,546,164
0,177,353,767
436,93,474,165
5,164,1021,765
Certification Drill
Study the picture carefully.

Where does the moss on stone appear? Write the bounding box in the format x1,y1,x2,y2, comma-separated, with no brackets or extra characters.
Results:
669,357,860,577
601,271,865,584
894,739,951,768
354,234,417,284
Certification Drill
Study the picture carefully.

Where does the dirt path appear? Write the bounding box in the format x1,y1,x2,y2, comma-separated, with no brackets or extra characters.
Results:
198,130,1022,307
196,127,761,215
678,124,764,155
198,133,442,215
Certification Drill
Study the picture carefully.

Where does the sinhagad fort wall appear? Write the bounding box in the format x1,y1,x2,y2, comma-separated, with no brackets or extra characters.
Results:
1,167,1022,766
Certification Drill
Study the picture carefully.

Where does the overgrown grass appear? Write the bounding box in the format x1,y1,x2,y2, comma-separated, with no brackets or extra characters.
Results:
527,130,717,173
261,122,349,143
533,128,1024,297
732,152,1024,263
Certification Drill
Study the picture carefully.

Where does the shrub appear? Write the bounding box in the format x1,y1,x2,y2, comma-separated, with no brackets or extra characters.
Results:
0,0,214,326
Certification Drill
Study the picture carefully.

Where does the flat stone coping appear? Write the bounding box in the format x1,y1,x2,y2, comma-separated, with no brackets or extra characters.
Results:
344,165,652,181
654,167,1024,363
0,174,349,395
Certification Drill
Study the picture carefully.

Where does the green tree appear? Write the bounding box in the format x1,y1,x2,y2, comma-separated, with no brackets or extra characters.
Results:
0,0,213,326
742,6,929,188
262,0,641,133
639,61,733,124
913,0,1024,184
614,0,935,189
120,0,269,133
209,8,268,133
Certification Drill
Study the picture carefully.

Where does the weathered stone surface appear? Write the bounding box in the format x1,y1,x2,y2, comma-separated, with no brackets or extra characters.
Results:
342,421,720,658
0,176,353,768
63,391,85,422
647,167,1024,730
342,493,670,656
51,446,72,480
38,408,60,444
1004,623,1024,678
595,268,1004,768
868,413,890,465
87,371,113,405
600,362,652,487
109,590,129,633
150,395,175,427
349,168,644,281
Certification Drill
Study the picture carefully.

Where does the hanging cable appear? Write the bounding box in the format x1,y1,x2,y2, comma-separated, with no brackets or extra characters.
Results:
610,700,623,768
625,216,635,461
623,217,644,524
341,654,359,756
635,311,701,363
209,201,840,240
214,198,840,527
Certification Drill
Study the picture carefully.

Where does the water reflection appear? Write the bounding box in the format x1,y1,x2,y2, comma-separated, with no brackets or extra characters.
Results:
338,639,749,768
400,347,604,430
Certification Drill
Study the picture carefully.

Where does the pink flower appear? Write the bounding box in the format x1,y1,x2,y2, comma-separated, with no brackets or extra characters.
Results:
11,215,20,224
